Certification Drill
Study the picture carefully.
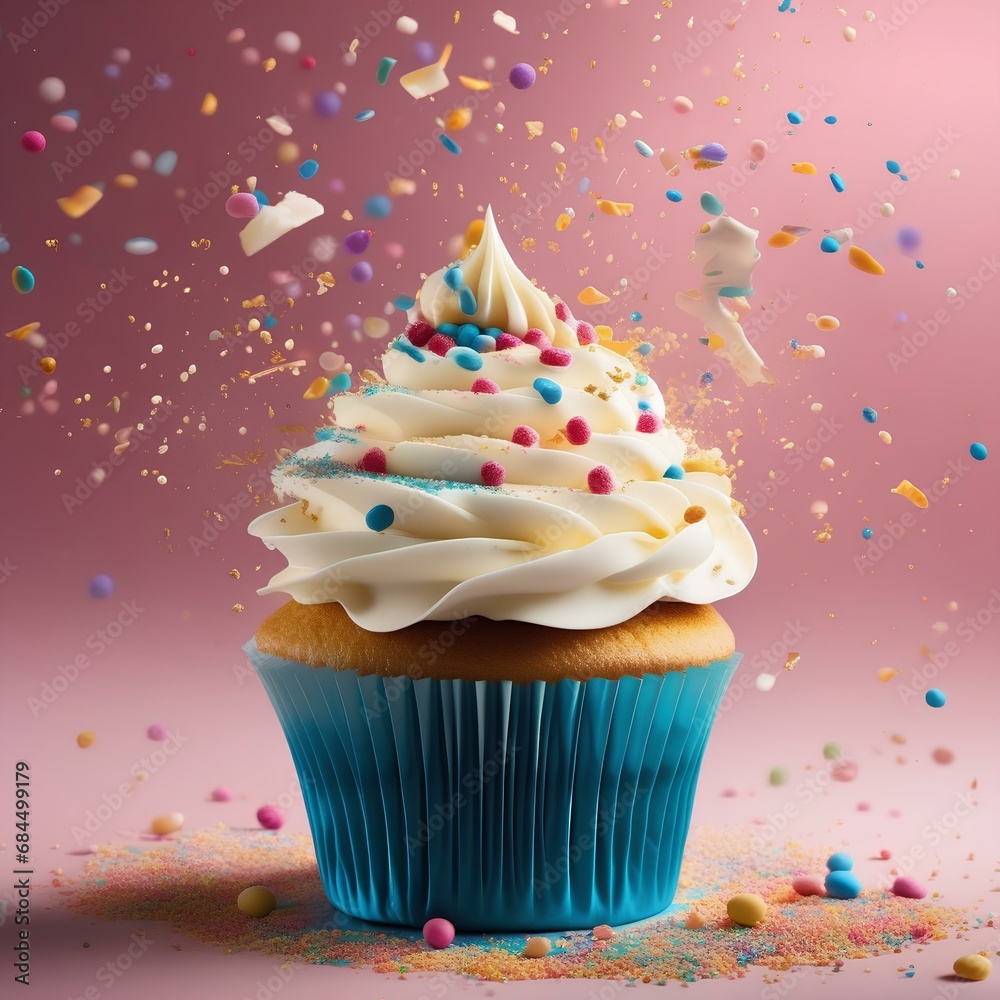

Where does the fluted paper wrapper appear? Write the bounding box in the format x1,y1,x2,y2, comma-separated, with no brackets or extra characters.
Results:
245,638,739,931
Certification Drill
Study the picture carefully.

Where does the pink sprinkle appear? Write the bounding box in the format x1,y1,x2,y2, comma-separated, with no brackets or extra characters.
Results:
300,55,317,69
146,723,168,741
566,416,592,446
512,425,540,447
357,447,387,474
256,805,283,830
636,411,662,434
426,334,452,357
791,875,826,896
423,917,455,949
588,465,618,494
592,924,615,941
555,301,573,322
856,801,871,812
495,333,521,350
540,347,572,367
210,786,233,802
576,322,598,345
405,321,435,347
831,759,859,782
471,378,501,394
835,959,845,968
523,328,551,350
481,461,506,487
891,876,927,899
879,848,892,860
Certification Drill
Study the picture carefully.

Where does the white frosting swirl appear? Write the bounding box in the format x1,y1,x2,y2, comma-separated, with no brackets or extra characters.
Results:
249,213,757,631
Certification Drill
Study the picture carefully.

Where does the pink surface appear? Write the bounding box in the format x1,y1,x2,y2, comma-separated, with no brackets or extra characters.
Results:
2,0,998,997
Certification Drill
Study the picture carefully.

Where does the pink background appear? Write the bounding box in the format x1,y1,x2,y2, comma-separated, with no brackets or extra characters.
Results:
2,0,998,997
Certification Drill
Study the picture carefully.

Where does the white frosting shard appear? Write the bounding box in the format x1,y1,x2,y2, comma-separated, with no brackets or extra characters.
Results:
675,215,775,387
239,191,325,257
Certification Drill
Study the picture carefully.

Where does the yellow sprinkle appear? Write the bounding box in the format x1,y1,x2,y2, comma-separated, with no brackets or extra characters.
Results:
877,667,900,683
388,177,416,196
113,173,138,189
464,219,484,251
791,161,817,174
523,936,552,959
457,74,493,91
5,321,40,340
200,92,218,115
683,505,707,524
595,325,613,341
555,213,572,232
815,315,840,331
714,95,730,106
707,333,725,351
444,106,472,130
525,120,544,139
848,246,886,275
768,231,799,248
578,285,610,305
569,127,578,142
596,199,633,216
77,731,96,749
261,57,276,72
891,479,928,508
303,377,330,400
56,184,103,219
40,356,57,374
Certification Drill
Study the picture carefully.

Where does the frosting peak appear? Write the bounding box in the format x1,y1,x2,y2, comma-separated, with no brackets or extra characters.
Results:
419,205,576,345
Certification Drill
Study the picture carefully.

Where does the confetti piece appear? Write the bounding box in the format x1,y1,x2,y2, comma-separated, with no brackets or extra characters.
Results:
578,285,610,305
240,191,324,256
891,479,928,508
56,184,103,218
399,43,453,99
848,246,885,275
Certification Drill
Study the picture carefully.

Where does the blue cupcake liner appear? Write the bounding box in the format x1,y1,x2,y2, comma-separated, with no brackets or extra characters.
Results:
245,638,739,931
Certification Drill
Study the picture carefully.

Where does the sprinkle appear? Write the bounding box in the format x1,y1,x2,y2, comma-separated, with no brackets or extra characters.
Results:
829,172,846,192
211,787,232,801
593,925,614,941
11,266,34,294
786,111,803,125
700,142,728,162
298,159,319,179
423,918,456,949
354,110,375,122
565,416,592,445
822,741,842,760
877,667,899,682
578,285,610,306
533,377,562,404
237,886,277,917
153,150,178,176
377,56,397,85
891,479,928,508
727,894,766,927
257,805,284,830
512,425,539,446
636,412,662,433
458,286,477,314
576,322,598,345
824,871,862,899
439,133,461,154
448,346,483,371
76,731,96,749
886,159,901,174
151,812,184,835
953,955,992,982
523,937,551,958
226,193,260,218
364,195,392,218
791,161,817,174
848,246,886,275
472,334,496,353
350,261,373,283
329,372,352,393
392,336,424,362
815,315,840,330
768,231,799,248
826,852,853,872
634,140,654,158
891,877,927,900
699,192,724,216
443,266,463,290
663,464,685,480
596,199,634,216
393,295,416,310
423,334,451,357
925,688,946,708
20,130,46,153
862,407,877,423
862,527,873,539
588,465,618,494
540,347,572,367
357,448,387,474
124,237,158,255
523,328,551,350
820,236,840,253
471,378,501,394
769,766,789,787
637,342,653,356
57,184,103,218
303,377,330,398
749,139,768,161
496,333,521,350
666,189,683,202
673,95,694,113
481,461,506,487
508,63,536,90
683,505,707,524
970,442,988,460
824,115,837,123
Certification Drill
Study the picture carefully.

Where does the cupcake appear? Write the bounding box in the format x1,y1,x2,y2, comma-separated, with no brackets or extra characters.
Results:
245,206,756,931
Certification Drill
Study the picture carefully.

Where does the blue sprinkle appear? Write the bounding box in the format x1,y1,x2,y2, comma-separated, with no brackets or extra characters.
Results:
665,189,683,203
915,260,924,269
638,399,651,410
635,373,649,386
533,377,562,404
925,688,946,708
482,327,503,340
904,969,916,979
701,372,714,384
440,134,461,154
830,172,845,192
634,140,654,158
820,236,840,253
697,337,710,346
153,150,178,176
886,159,901,174
862,527,873,539
263,313,278,328
355,109,376,122
393,295,416,310
329,372,352,393
700,191,724,216
364,195,392,218
637,342,653,355
899,174,908,181
392,335,425,362
718,285,754,297
437,323,458,339
298,159,319,179
970,442,988,461
365,504,394,531
630,311,643,321
790,339,799,349
458,286,477,315
472,334,496,353
862,407,877,423
443,267,463,290
253,189,270,207
826,852,853,872
787,111,803,125
824,870,862,899
824,115,837,124
663,464,685,480
578,177,590,195
778,0,792,10
448,346,483,371
456,323,479,347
